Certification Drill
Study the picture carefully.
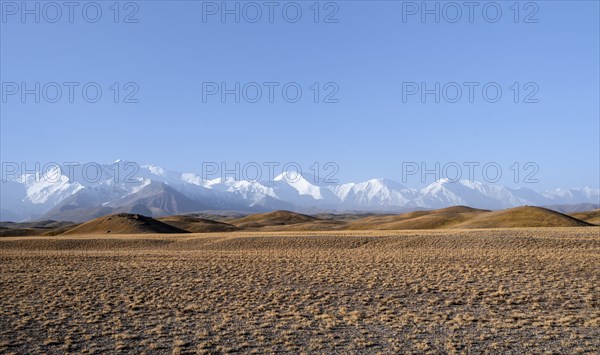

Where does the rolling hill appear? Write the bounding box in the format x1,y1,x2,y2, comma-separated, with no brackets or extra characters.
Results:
347,206,490,230
568,209,600,225
229,210,321,229
61,213,189,235
2,206,596,236
157,216,240,233
453,206,592,228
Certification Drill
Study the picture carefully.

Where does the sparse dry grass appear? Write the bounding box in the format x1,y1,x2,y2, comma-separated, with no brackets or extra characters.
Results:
1,228,599,353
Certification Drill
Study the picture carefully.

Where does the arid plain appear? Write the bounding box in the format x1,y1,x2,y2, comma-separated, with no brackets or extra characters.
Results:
1,226,599,353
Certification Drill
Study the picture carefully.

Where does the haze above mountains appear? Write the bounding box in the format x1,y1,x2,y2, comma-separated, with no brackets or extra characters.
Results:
1,161,599,223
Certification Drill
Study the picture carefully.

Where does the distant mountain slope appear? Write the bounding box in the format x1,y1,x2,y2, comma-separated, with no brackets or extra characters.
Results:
545,203,600,213
111,182,211,216
0,220,77,237
0,208,24,223
42,206,115,224
453,206,592,228
0,220,74,229
40,182,212,222
61,213,188,235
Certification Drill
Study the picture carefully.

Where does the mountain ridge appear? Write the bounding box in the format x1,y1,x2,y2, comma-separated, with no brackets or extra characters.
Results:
2,161,598,222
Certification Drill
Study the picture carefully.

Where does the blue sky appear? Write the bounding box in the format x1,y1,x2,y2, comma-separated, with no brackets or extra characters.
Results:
1,0,598,189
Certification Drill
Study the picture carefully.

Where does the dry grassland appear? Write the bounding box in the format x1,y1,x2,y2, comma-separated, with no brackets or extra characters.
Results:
1,228,599,353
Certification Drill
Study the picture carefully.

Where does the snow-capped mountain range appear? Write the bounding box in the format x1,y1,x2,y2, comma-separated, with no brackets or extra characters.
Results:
1,161,598,222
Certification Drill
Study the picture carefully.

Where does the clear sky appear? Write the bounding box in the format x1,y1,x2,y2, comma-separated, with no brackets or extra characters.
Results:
1,0,598,189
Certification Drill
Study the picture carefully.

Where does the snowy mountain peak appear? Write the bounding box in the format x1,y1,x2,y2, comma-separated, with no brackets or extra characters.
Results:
1,161,598,222
141,164,167,177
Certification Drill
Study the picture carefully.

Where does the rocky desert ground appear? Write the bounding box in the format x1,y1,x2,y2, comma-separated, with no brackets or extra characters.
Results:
1,227,599,353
